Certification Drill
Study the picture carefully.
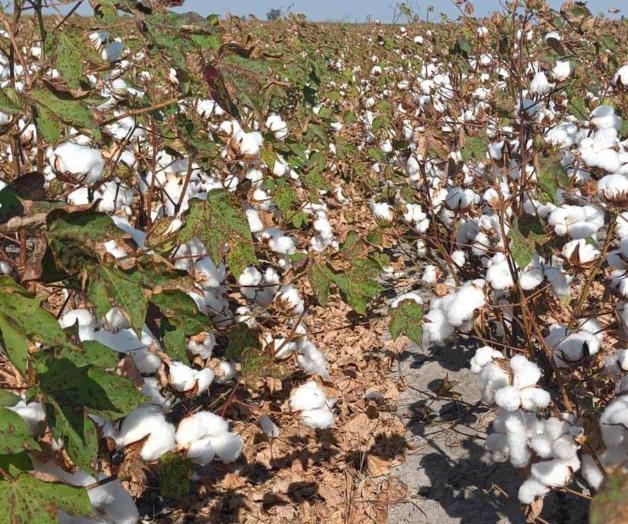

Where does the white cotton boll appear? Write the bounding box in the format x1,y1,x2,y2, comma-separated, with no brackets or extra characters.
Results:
486,253,514,289
245,208,264,233
520,388,551,411
518,478,550,504
451,250,466,268
600,397,628,447
195,368,214,393
553,330,600,366
103,307,130,332
301,405,335,429
187,333,216,359
470,346,504,374
8,400,46,436
510,355,541,389
259,415,280,438
236,131,263,157
552,60,571,81
495,386,522,412
211,432,243,463
85,480,139,524
370,202,394,223
447,281,486,327
478,363,511,403
116,406,175,462
215,361,236,384
422,265,438,284
175,411,229,446
187,437,215,465
562,239,599,264
552,435,578,461
276,285,304,315
141,377,172,411
581,454,604,490
131,347,161,375
590,105,621,130
530,72,554,95
53,142,105,184
614,64,628,86
238,266,262,300
297,340,329,380
531,459,573,488
168,362,197,392
530,434,554,459
598,174,628,202
290,381,328,412
505,414,531,467
265,113,288,140
196,98,225,118
421,308,455,348
445,187,477,210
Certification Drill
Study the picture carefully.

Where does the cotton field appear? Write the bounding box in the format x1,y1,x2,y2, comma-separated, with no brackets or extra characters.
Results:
0,1,626,522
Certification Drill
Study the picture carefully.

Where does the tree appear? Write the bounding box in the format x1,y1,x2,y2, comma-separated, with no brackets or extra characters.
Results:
267,8,282,21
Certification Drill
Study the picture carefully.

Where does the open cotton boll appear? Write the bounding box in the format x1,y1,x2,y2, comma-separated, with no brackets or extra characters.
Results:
470,346,504,374
446,280,485,327
530,71,554,95
290,381,328,412
175,411,229,447
504,413,531,467
238,266,262,300
116,406,175,462
518,478,550,504
276,285,304,315
215,361,237,384
486,253,514,290
391,292,422,308
265,113,288,140
551,60,570,81
552,330,600,366
259,414,280,438
187,332,216,359
245,208,264,234
510,355,541,389
590,104,621,130
53,142,104,184
296,339,329,380
478,363,510,403
600,397,628,448
370,201,394,223
211,431,244,463
562,239,599,264
141,377,172,412
494,385,522,412
614,64,628,86
168,362,213,394
598,174,628,202
301,405,335,429
531,459,575,488
421,308,454,348
422,265,438,284
187,437,215,465
548,205,605,239
520,388,551,411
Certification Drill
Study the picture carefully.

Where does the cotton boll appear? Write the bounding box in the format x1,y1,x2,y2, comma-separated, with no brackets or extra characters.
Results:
301,405,335,429
495,386,522,412
446,281,486,327
451,250,466,268
518,478,550,504
131,347,161,375
238,266,262,300
187,332,216,359
175,411,229,447
581,454,604,490
530,434,554,459
266,113,288,140
276,285,304,315
486,253,514,289
211,431,243,463
531,459,574,488
598,174,628,202
391,292,422,308
562,239,599,265
187,436,215,465
552,60,570,81
215,361,237,384
478,363,510,403
504,413,531,467
245,208,264,233
195,368,214,393
510,355,541,389
296,339,329,380
141,377,172,411
421,308,454,348
259,414,280,438
53,142,105,184
551,435,578,461
520,388,551,411
370,202,394,223
530,72,554,95
290,381,328,412
422,265,438,284
168,362,197,392
470,346,504,374
116,406,175,462
590,105,621,130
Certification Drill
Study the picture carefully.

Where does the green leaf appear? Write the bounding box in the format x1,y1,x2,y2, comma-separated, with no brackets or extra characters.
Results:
0,315,29,376
162,324,187,362
45,399,98,473
225,323,259,360
0,391,21,408
179,191,257,277
151,290,210,336
159,452,191,503
47,208,119,243
461,135,487,162
308,262,333,306
538,159,567,205
32,88,98,140
0,87,21,115
0,475,91,523
0,452,32,475
0,408,40,455
52,32,83,89
0,186,24,224
90,266,148,336
389,300,424,345
509,221,535,269
336,258,383,315
34,105,61,143
590,471,628,524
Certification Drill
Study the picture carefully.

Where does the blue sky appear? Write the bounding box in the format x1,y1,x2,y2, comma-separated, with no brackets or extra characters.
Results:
22,0,625,22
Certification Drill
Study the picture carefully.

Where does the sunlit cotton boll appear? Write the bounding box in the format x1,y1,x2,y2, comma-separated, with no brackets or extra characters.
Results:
265,113,288,140
530,71,554,95
296,339,329,380
52,142,104,184
115,405,176,462
551,60,571,81
290,381,335,429
370,201,394,223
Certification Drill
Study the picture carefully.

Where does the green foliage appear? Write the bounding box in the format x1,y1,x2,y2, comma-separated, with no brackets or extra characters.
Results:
461,135,487,162
159,452,191,502
0,474,91,523
538,158,568,205
179,192,257,277
0,408,40,455
589,471,628,524
508,220,536,269
389,300,424,345
50,32,84,89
